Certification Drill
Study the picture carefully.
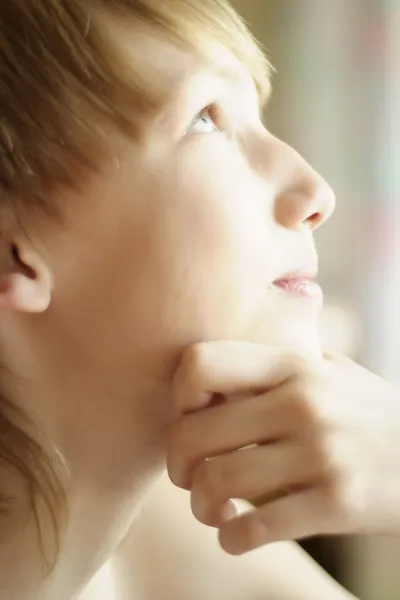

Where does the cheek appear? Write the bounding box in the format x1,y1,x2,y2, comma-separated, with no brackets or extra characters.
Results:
131,153,269,341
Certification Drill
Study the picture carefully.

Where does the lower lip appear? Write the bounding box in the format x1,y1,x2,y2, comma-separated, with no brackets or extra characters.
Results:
272,279,323,300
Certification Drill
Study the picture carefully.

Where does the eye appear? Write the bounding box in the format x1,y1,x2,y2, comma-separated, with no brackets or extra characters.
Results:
186,105,221,135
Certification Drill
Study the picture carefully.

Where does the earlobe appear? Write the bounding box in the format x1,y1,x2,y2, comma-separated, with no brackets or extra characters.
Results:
0,241,52,313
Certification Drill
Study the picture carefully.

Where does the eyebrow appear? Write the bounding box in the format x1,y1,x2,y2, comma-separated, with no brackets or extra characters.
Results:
153,55,272,133
210,61,272,109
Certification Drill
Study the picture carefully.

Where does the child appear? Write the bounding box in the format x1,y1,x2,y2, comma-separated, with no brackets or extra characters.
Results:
1,1,398,599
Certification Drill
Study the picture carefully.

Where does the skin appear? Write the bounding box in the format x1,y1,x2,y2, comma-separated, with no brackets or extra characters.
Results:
0,20,348,600
167,342,400,557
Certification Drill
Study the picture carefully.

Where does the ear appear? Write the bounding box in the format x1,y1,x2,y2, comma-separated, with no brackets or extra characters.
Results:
0,238,52,313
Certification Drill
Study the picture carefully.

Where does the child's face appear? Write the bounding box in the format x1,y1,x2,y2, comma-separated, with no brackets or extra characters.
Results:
40,26,335,394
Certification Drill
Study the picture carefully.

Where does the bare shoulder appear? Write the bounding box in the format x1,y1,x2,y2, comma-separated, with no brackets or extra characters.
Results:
113,472,357,600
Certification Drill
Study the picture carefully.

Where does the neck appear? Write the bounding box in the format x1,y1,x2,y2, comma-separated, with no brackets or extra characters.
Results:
0,309,179,600
0,309,175,494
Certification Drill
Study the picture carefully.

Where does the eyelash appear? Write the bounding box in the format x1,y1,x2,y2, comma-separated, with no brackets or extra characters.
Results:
203,103,222,127
191,103,229,136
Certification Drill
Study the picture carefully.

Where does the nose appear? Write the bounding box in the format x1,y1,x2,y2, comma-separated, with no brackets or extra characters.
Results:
271,138,335,231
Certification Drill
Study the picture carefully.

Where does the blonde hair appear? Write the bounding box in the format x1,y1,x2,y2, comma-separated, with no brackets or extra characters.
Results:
0,0,271,567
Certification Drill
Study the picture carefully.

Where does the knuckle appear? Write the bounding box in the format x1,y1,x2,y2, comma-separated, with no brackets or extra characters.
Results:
320,469,351,514
195,459,229,501
167,419,196,487
181,343,210,381
306,437,334,474
284,382,318,426
166,450,184,487
169,418,194,458
288,351,311,375
317,447,359,515
326,460,354,498
287,393,312,423
174,344,212,411
286,377,309,402
230,515,267,553
173,342,218,415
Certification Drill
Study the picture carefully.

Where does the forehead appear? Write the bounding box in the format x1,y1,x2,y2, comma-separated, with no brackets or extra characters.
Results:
118,20,268,108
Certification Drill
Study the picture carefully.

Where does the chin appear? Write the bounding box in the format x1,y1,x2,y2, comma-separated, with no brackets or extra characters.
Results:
244,313,323,361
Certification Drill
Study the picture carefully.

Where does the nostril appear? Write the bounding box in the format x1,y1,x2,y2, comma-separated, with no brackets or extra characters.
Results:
308,212,320,224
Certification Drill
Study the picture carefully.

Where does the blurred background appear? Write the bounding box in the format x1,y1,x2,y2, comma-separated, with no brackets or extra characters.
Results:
231,1,399,599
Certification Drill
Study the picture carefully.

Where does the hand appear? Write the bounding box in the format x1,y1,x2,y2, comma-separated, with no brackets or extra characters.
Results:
166,341,400,555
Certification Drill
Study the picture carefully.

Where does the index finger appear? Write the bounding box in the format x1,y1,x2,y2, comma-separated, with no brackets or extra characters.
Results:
172,341,311,416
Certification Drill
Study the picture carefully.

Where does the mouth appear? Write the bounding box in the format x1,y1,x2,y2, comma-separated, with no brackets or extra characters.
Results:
272,266,322,301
